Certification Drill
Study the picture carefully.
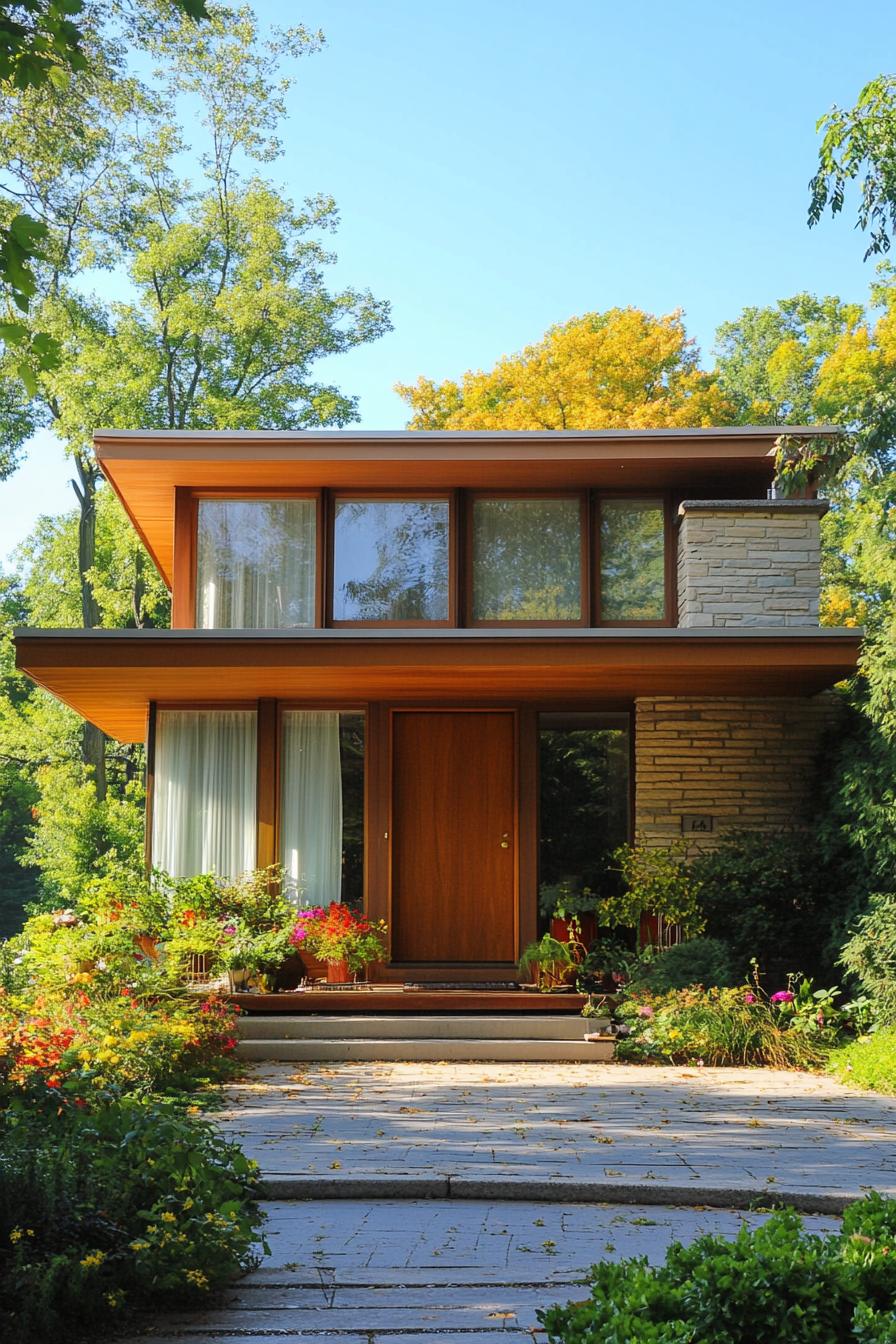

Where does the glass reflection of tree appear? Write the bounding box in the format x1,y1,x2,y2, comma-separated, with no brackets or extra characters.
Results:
474,500,580,620
339,715,365,908
539,725,629,893
338,501,449,621
600,502,665,621
200,500,316,626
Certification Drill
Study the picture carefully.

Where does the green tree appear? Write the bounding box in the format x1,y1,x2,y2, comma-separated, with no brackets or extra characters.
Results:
0,1,210,380
809,75,896,259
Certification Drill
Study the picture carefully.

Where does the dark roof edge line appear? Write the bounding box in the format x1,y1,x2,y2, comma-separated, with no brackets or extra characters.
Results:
92,425,843,443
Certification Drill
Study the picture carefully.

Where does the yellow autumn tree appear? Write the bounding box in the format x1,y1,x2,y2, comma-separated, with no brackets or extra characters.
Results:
396,308,737,430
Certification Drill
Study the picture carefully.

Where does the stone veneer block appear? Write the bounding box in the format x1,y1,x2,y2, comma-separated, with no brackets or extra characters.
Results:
634,694,841,851
677,499,828,628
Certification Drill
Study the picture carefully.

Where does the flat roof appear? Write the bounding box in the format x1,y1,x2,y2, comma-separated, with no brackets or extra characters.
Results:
15,625,861,743
92,426,843,587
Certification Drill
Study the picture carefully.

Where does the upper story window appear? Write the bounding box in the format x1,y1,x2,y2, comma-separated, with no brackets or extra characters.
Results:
332,498,451,623
598,498,666,623
471,497,583,623
196,498,317,629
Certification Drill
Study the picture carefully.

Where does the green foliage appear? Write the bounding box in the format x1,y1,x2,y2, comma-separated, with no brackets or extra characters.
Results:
603,841,704,943
809,75,896,259
828,1026,896,1095
839,894,896,1025
614,981,836,1069
631,937,737,994
518,934,578,990
691,830,848,985
540,1195,896,1343
0,1095,262,1343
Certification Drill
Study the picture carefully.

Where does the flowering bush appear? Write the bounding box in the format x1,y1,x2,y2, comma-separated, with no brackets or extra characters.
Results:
291,903,387,973
614,981,837,1069
0,869,269,1341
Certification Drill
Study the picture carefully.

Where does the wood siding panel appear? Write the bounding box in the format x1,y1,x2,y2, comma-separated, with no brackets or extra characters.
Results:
391,711,516,963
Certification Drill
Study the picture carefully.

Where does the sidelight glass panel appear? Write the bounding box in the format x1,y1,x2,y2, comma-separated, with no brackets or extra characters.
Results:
333,499,450,622
280,711,365,907
197,498,317,629
472,498,582,621
599,498,666,622
538,711,630,902
151,710,257,879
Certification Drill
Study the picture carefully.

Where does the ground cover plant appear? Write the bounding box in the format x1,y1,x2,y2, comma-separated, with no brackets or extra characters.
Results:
0,867,270,1342
539,1194,896,1343
613,972,855,1069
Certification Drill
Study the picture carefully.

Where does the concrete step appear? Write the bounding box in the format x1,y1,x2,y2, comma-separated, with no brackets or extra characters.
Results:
236,1036,615,1063
237,1014,609,1042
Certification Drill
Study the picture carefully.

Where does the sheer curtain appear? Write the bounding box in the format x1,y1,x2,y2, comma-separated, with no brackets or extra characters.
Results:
197,499,317,628
152,710,257,879
280,711,343,906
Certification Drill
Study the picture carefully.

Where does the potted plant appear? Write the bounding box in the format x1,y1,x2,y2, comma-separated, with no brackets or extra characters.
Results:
291,904,388,984
219,922,294,993
538,880,600,946
165,908,225,983
518,933,581,992
601,840,705,950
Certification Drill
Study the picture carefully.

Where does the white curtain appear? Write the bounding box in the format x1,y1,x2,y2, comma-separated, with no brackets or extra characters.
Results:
152,710,257,879
197,499,316,628
280,711,343,905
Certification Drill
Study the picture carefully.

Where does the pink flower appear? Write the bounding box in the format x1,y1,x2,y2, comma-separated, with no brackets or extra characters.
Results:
770,990,795,1004
637,1005,654,1019
743,993,757,1005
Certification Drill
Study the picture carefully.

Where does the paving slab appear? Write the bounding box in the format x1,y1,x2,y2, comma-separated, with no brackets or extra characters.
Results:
217,1060,896,1209
118,1198,842,1341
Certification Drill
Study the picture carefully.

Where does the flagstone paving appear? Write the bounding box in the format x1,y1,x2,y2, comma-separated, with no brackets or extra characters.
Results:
120,1197,842,1341
216,1060,896,1207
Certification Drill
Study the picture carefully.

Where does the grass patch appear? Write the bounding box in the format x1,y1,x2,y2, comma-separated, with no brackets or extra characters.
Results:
828,1027,896,1095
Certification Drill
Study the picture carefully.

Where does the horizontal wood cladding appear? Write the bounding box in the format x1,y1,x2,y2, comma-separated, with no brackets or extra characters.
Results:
15,629,861,743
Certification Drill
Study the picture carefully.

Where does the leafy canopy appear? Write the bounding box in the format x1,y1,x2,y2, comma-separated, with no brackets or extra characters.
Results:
397,308,736,430
809,74,896,259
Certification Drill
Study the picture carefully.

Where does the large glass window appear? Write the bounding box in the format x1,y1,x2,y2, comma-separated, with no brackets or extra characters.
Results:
538,711,630,905
332,499,450,622
196,498,317,629
280,711,365,906
471,498,582,622
152,710,257,879
599,498,666,622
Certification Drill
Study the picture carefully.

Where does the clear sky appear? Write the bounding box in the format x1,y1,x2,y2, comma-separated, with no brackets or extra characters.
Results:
1,0,894,562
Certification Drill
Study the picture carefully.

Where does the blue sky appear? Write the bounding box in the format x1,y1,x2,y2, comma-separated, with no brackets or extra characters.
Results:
2,0,894,560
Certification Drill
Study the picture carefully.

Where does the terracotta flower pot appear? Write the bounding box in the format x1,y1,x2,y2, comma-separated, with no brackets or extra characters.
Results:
550,915,597,947
326,959,351,984
134,934,159,961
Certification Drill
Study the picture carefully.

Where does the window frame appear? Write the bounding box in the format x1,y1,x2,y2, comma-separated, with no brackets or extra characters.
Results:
465,490,591,628
327,490,457,628
183,489,325,631
591,491,675,628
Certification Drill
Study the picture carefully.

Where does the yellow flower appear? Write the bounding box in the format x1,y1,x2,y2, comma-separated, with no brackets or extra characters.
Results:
187,1105,201,1116
129,1240,150,1252
78,1050,92,1063
104,1290,125,1309
161,1212,177,1224
667,1029,681,1040
80,1251,106,1270
9,1227,23,1244
185,1269,209,1290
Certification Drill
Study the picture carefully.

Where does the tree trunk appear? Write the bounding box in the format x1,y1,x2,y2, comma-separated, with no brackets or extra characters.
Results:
72,449,107,801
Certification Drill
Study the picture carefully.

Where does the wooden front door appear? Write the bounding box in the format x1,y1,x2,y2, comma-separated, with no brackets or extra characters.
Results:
391,711,516,963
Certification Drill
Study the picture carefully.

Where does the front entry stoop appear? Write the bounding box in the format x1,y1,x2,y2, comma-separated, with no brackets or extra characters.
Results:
235,1014,615,1062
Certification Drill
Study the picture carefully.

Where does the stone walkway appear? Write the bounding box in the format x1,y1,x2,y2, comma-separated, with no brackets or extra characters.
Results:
119,1061,896,1340
122,1197,842,1341
217,1060,896,1210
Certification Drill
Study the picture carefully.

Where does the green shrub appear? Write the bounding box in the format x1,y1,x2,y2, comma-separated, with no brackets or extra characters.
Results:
631,937,736,992
839,894,896,1025
0,1095,265,1343
692,830,846,984
602,840,705,942
828,1026,896,1095
539,1194,896,1343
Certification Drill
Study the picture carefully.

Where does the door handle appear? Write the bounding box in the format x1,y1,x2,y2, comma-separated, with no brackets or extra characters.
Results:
500,832,510,849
